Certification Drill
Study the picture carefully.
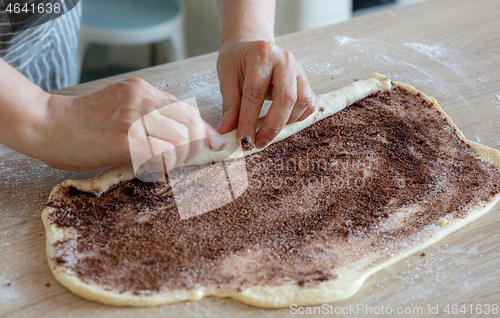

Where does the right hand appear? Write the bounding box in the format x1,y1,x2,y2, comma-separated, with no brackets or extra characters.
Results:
34,78,224,171
216,38,316,149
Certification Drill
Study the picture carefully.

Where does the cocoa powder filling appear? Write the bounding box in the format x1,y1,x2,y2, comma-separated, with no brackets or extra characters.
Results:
48,86,500,295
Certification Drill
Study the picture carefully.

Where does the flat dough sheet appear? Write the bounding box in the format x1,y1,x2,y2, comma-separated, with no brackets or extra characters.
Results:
42,73,500,307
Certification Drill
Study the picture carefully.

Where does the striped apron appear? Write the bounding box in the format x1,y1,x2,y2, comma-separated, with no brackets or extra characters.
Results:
0,0,81,91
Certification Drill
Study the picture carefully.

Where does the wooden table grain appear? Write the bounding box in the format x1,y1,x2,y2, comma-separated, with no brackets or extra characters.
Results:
1,0,500,317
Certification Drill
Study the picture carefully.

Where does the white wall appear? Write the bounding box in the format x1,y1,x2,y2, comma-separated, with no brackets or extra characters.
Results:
184,0,222,57
184,0,352,56
275,0,351,36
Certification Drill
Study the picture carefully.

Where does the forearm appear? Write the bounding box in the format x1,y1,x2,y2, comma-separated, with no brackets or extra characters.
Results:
216,0,276,46
0,58,49,157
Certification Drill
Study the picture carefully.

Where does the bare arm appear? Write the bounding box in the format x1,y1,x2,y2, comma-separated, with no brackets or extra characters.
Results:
217,0,275,44
0,58,50,159
0,58,223,171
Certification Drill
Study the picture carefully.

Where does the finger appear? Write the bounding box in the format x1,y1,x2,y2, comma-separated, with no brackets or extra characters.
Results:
157,101,206,163
296,96,317,122
155,87,179,102
148,137,176,172
142,112,190,166
289,72,316,124
122,78,178,108
122,77,149,86
237,63,273,145
204,121,225,151
254,63,297,149
128,117,153,163
265,84,273,100
218,77,242,135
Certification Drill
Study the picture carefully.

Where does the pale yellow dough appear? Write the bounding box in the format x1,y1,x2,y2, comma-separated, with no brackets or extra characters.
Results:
42,73,500,307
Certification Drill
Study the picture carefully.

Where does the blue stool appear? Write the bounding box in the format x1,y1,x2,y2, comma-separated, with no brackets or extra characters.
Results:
75,0,186,84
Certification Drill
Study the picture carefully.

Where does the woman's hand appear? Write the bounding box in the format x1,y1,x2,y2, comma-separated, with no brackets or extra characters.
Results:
215,0,316,149
217,38,316,149
35,78,223,171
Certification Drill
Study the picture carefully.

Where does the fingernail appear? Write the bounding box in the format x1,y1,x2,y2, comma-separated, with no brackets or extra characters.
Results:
255,137,270,149
210,134,225,151
241,136,254,151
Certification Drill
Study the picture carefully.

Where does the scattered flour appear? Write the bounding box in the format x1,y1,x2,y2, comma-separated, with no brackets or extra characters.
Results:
0,273,23,304
494,93,500,112
403,42,480,93
332,35,359,46
403,43,444,58
304,35,499,144
0,144,103,306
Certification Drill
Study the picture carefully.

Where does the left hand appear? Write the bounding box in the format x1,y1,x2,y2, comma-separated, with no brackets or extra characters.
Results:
216,37,316,149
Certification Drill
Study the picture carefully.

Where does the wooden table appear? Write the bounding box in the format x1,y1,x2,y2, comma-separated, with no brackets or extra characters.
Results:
2,0,500,317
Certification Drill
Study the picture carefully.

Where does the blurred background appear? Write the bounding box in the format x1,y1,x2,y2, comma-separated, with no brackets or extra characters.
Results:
79,0,425,84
